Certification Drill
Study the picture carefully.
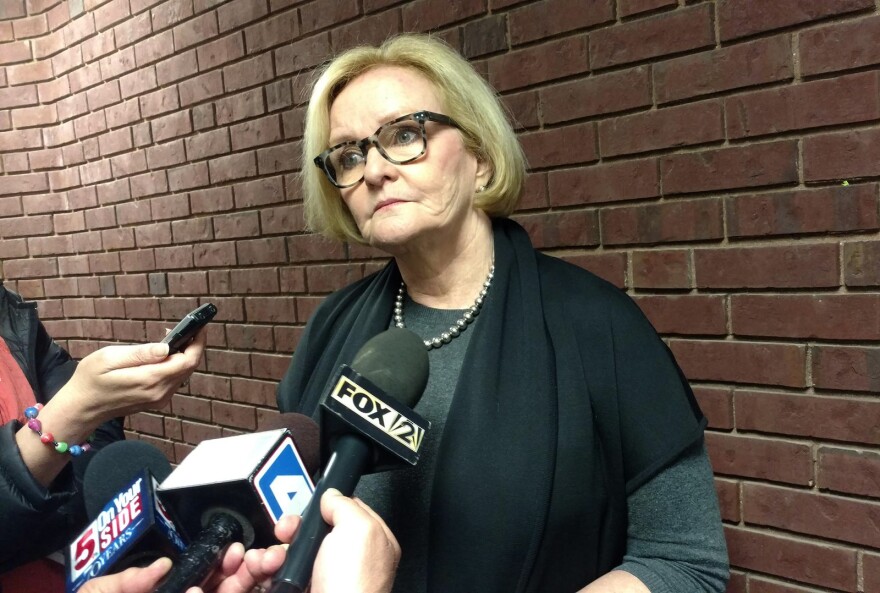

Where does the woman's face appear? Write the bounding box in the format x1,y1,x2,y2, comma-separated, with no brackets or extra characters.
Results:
328,66,487,252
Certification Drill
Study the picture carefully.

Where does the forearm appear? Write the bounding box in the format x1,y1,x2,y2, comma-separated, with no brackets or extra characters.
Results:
18,336,206,487
613,442,729,593
15,386,103,487
577,570,650,593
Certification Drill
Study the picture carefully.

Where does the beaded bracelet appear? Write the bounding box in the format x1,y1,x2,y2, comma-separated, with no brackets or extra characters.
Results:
23,404,93,457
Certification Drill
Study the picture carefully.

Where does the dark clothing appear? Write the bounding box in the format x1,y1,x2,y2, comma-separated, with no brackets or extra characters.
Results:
277,219,707,592
355,297,477,592
358,300,727,593
0,282,124,573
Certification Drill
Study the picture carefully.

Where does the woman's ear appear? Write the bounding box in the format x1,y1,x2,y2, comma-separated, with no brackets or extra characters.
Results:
475,157,493,192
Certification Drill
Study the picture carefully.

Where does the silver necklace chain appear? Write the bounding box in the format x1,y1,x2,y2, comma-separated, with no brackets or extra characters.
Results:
394,264,495,350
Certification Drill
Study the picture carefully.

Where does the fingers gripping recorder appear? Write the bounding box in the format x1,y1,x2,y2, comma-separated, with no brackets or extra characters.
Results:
161,303,217,355
268,327,430,593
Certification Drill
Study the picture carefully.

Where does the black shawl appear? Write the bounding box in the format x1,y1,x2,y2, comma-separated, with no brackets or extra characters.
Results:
277,218,705,592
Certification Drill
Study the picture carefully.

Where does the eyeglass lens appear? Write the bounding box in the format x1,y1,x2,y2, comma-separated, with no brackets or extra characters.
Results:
326,120,425,187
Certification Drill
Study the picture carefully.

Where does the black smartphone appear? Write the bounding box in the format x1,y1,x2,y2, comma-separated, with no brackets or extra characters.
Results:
161,303,217,355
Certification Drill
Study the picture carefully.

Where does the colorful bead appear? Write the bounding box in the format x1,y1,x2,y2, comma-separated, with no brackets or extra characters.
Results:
21,406,93,457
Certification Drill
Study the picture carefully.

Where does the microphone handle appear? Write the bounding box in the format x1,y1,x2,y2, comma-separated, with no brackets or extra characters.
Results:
268,434,372,593
153,512,244,593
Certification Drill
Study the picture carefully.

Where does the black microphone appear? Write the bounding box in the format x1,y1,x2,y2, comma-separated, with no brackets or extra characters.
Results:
268,327,430,593
152,414,321,593
66,441,187,593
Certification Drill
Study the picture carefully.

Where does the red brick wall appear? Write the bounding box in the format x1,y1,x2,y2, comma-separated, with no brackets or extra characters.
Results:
1,0,879,590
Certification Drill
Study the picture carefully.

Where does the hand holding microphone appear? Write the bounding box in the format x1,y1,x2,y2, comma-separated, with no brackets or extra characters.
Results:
181,490,398,593
68,414,316,593
77,326,424,593
309,489,399,593
77,490,399,593
269,327,429,593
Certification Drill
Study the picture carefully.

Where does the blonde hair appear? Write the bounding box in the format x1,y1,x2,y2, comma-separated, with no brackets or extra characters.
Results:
301,34,526,244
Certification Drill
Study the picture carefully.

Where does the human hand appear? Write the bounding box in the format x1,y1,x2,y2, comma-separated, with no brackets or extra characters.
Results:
78,557,173,593
74,527,291,593
15,329,206,487
77,489,397,593
59,328,206,425
192,488,399,593
198,490,399,593
311,488,400,593
190,515,298,593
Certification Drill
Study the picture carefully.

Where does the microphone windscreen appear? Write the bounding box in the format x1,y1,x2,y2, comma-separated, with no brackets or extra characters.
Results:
260,413,321,476
83,440,172,519
350,327,429,409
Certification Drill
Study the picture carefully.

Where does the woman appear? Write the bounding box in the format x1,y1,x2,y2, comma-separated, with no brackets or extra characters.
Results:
0,281,205,588
278,34,728,593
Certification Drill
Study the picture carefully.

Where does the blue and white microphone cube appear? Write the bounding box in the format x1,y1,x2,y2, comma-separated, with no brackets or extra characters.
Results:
157,429,315,548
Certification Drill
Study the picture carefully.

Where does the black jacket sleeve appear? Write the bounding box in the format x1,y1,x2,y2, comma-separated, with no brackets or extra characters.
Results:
32,318,76,401
0,421,84,572
0,316,124,572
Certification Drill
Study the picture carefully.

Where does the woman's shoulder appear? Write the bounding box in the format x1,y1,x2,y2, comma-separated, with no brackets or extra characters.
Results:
532,251,667,348
308,265,391,322
315,270,375,306
535,252,636,312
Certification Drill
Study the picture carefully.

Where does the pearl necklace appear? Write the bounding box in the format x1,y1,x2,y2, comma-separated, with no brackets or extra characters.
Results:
394,264,495,350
